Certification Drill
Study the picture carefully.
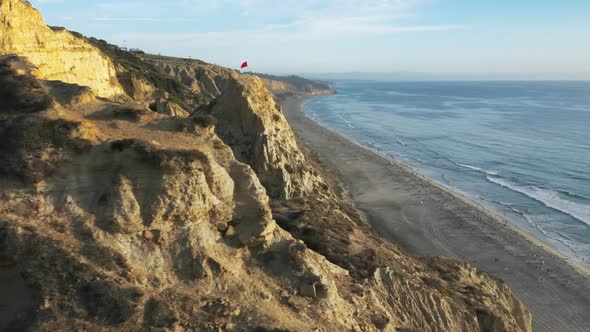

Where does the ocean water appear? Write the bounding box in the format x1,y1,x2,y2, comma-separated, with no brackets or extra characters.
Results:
301,81,590,264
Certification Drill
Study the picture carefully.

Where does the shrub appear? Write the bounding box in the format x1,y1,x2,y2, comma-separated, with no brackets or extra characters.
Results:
110,139,136,151
113,107,146,121
167,95,187,109
193,114,217,128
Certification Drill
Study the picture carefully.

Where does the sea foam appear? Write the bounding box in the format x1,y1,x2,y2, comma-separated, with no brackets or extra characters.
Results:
457,163,499,176
487,176,590,227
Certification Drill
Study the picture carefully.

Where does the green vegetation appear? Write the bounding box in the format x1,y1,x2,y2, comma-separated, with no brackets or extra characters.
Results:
167,95,187,109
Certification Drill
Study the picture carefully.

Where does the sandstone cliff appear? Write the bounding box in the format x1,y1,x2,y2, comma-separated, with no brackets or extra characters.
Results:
0,0,125,98
256,74,336,101
147,56,328,200
0,1,532,331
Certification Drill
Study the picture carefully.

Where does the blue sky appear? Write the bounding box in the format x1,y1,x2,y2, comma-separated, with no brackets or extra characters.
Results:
32,0,590,79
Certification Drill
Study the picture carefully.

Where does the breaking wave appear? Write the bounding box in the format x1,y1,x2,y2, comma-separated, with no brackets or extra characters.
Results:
457,163,499,176
487,176,590,227
338,113,355,129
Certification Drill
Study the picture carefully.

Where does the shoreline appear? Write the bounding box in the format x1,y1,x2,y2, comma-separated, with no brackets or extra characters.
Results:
299,96,590,278
280,94,590,332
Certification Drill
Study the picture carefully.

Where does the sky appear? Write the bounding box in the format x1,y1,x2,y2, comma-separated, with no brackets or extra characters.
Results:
31,0,590,79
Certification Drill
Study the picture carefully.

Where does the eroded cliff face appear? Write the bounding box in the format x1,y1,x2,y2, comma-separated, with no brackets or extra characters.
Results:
150,57,327,200
0,2,532,331
259,77,336,101
0,56,345,330
0,0,124,98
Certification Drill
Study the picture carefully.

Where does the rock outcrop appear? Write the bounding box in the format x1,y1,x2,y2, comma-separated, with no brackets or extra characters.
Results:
116,71,156,102
0,1,532,331
0,0,124,98
149,57,328,200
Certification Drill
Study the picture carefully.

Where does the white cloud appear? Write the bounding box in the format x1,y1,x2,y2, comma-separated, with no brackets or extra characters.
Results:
33,0,466,71
117,23,463,48
95,0,464,43
87,0,428,26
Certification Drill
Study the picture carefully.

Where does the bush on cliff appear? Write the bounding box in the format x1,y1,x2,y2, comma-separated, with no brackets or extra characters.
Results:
193,114,217,128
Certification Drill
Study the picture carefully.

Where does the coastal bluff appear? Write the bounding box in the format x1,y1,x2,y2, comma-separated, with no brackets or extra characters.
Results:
0,0,124,98
256,74,336,101
0,0,531,331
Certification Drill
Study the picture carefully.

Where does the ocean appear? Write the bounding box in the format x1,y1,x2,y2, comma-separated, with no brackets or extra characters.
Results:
301,80,590,264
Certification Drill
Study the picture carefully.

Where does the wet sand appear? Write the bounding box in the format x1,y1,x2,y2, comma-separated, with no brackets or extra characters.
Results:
281,96,590,332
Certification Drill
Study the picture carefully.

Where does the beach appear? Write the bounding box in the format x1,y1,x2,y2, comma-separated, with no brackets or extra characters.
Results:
281,96,590,332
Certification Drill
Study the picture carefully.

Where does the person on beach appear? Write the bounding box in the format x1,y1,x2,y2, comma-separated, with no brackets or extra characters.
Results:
537,258,545,270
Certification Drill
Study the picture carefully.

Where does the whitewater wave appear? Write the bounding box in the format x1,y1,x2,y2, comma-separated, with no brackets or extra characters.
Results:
486,176,590,227
514,208,549,236
396,139,407,146
492,200,515,207
457,163,499,176
337,113,355,129
385,90,424,97
520,212,582,255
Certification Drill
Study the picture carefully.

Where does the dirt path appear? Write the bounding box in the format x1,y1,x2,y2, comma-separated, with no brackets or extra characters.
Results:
281,96,590,332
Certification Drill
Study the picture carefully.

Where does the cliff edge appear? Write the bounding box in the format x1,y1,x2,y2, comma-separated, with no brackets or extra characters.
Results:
0,1,531,331
256,74,336,101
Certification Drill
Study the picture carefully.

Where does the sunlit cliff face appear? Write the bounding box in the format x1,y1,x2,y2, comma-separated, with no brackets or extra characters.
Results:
0,0,125,98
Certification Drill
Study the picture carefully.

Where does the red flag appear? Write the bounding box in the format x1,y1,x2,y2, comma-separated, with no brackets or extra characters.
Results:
240,61,248,69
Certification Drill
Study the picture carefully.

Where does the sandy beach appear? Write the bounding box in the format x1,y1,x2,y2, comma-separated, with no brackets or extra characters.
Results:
281,96,590,332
